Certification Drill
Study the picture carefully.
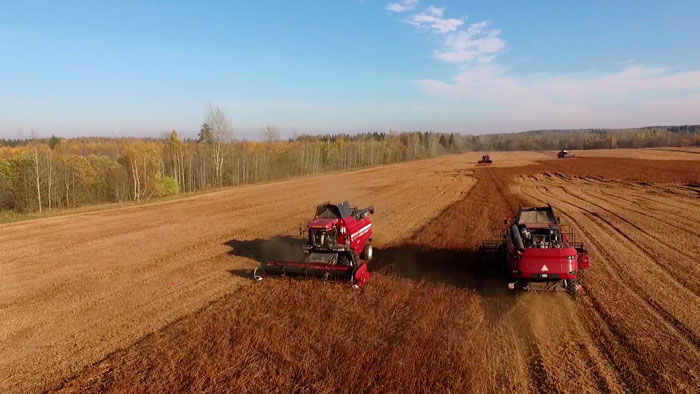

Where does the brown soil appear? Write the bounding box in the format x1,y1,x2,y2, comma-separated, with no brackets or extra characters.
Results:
3,150,700,393
1,153,490,394
529,157,700,183
575,146,700,160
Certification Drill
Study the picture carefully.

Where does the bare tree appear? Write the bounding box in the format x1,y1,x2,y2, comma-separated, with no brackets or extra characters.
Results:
203,104,233,187
262,124,280,142
166,130,185,189
29,130,43,213
261,124,280,178
123,144,142,201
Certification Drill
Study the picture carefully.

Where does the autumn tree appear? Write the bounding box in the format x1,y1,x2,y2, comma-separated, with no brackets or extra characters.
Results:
203,104,233,187
121,143,162,201
2,127,699,217
28,132,46,213
9,151,36,212
439,134,448,149
198,123,213,144
166,130,185,190
0,158,10,209
48,135,61,150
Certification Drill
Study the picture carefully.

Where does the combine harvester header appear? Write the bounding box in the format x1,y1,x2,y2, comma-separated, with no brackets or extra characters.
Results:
255,201,374,287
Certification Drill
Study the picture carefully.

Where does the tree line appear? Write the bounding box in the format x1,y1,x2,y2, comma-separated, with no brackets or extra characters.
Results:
1,115,698,215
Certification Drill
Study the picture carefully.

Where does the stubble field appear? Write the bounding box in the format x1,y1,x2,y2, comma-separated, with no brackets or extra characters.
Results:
2,148,700,393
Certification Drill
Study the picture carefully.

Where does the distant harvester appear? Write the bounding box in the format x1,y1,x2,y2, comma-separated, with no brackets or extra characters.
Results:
557,149,575,158
477,154,493,165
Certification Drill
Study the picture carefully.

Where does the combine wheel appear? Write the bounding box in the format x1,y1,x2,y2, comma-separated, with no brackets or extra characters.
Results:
567,279,579,299
500,248,508,278
253,267,265,281
362,243,373,261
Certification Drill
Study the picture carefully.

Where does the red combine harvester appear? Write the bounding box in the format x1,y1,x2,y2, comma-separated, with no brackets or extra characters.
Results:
254,201,374,287
557,149,575,158
477,154,493,165
480,205,590,297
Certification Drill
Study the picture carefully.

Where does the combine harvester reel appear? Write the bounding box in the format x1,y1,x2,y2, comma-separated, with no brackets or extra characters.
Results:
479,205,590,298
254,201,374,287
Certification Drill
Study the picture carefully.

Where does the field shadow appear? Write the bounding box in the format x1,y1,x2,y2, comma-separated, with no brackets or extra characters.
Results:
223,236,509,298
372,243,510,299
224,236,306,279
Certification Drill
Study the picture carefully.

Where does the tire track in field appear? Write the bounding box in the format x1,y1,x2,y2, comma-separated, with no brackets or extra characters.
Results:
627,185,700,210
519,185,646,393
575,184,699,260
580,212,700,348
596,188,700,238
575,220,700,389
511,183,626,394
525,185,675,392
521,175,700,392
541,183,700,325
562,305,621,393
495,169,662,393
406,167,555,393
594,180,700,224
478,168,614,394
479,169,553,393
535,182,693,293
522,181,700,391
531,184,700,350
562,184,700,295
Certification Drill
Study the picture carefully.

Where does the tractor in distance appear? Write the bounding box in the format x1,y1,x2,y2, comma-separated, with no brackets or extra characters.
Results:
557,149,575,158
477,154,493,165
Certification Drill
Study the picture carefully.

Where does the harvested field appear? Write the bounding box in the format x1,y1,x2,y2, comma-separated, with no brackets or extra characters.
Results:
3,151,555,393
513,173,700,392
529,156,700,183
573,146,700,160
3,149,700,393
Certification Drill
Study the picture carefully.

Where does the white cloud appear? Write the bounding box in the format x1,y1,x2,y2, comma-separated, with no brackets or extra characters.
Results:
385,4,700,131
435,22,506,63
416,65,700,131
424,5,443,16
476,55,495,64
617,58,636,67
408,6,463,34
419,65,700,103
386,0,419,13
401,6,504,63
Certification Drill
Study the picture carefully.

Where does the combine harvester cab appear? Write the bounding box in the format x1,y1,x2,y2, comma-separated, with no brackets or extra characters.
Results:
254,201,374,287
481,205,590,298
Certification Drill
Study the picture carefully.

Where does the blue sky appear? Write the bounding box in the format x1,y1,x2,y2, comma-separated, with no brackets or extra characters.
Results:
1,0,699,139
